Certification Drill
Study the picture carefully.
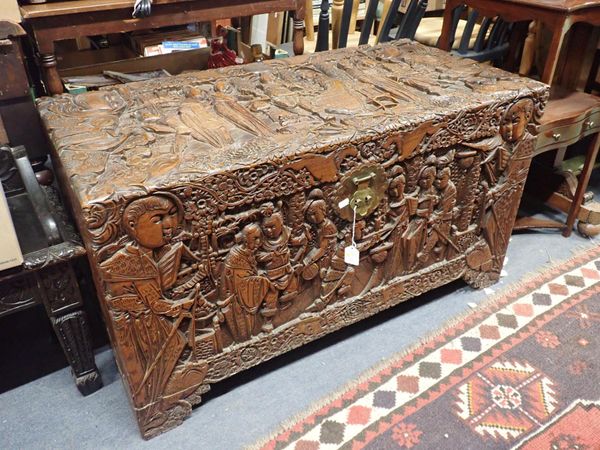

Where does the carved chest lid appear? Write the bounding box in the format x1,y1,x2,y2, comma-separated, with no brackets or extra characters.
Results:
37,40,547,207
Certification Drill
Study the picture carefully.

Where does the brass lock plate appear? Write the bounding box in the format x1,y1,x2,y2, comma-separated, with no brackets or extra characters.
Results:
334,164,387,221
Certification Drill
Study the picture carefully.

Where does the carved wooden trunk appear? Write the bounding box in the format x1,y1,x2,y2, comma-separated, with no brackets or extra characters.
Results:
37,40,548,439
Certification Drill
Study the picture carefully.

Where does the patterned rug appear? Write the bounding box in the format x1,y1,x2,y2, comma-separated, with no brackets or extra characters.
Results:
255,246,600,450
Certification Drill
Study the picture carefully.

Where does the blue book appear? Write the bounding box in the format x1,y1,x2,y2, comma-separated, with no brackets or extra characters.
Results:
162,41,202,51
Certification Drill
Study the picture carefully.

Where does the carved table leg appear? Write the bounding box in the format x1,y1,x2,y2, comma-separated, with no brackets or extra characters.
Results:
36,264,102,395
40,53,64,96
293,7,305,55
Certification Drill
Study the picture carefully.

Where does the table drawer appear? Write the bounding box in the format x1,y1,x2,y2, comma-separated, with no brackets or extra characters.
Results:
536,110,600,153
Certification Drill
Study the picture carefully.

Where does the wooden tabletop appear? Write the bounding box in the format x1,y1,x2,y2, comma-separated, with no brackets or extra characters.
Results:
540,90,600,126
37,41,547,206
20,0,197,19
451,0,600,12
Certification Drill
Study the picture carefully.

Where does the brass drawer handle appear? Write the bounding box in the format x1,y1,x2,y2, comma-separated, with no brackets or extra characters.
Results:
584,120,594,130
552,133,561,141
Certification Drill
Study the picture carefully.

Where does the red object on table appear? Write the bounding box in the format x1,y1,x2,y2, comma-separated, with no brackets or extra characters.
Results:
208,25,242,68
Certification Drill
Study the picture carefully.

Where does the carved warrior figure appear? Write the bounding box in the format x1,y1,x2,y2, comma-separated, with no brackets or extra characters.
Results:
432,165,458,260
302,189,338,279
405,156,439,270
256,205,302,309
428,153,459,261
302,189,339,311
384,166,409,280
99,193,208,416
480,98,535,268
221,223,278,341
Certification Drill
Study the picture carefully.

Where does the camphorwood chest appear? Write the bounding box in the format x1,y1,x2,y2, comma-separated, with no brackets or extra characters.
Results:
37,40,548,439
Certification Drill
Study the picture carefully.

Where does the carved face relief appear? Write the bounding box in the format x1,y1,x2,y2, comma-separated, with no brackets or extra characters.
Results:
73,91,126,112
242,223,263,251
501,99,534,143
306,200,326,225
123,195,180,249
436,167,451,189
419,168,436,190
389,174,406,199
262,213,284,239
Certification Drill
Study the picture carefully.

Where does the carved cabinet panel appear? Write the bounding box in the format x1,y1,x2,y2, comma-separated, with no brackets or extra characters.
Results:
37,40,548,438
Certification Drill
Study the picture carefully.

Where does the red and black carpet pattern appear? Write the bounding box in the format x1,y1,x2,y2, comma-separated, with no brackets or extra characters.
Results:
258,247,600,449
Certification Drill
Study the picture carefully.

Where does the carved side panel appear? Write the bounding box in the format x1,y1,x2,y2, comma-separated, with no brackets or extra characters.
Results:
0,275,37,317
37,263,81,314
81,94,544,438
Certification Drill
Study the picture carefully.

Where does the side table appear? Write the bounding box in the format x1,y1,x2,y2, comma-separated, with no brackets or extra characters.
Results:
438,0,600,86
516,92,600,236
0,145,102,395
438,0,600,237
20,0,306,95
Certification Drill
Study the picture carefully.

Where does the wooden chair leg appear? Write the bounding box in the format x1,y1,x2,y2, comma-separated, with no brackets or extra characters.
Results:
563,132,600,237
37,263,103,395
519,21,537,76
349,0,360,34
40,53,63,96
316,0,331,51
293,10,306,55
305,0,315,40
331,0,344,49
376,0,393,43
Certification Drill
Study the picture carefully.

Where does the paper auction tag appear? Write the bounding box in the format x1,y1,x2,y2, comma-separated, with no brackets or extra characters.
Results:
343,203,360,266
338,198,350,209
344,244,360,266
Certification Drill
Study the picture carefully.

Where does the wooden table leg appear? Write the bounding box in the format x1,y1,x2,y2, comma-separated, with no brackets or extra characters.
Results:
37,264,103,395
519,21,539,77
293,4,306,55
541,17,570,85
563,132,600,237
40,53,63,96
438,0,458,52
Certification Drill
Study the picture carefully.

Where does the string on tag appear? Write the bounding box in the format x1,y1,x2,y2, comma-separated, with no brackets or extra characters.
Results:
345,206,360,266
351,204,357,247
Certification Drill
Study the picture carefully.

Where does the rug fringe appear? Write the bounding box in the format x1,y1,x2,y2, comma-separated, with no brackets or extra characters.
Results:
248,243,600,450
